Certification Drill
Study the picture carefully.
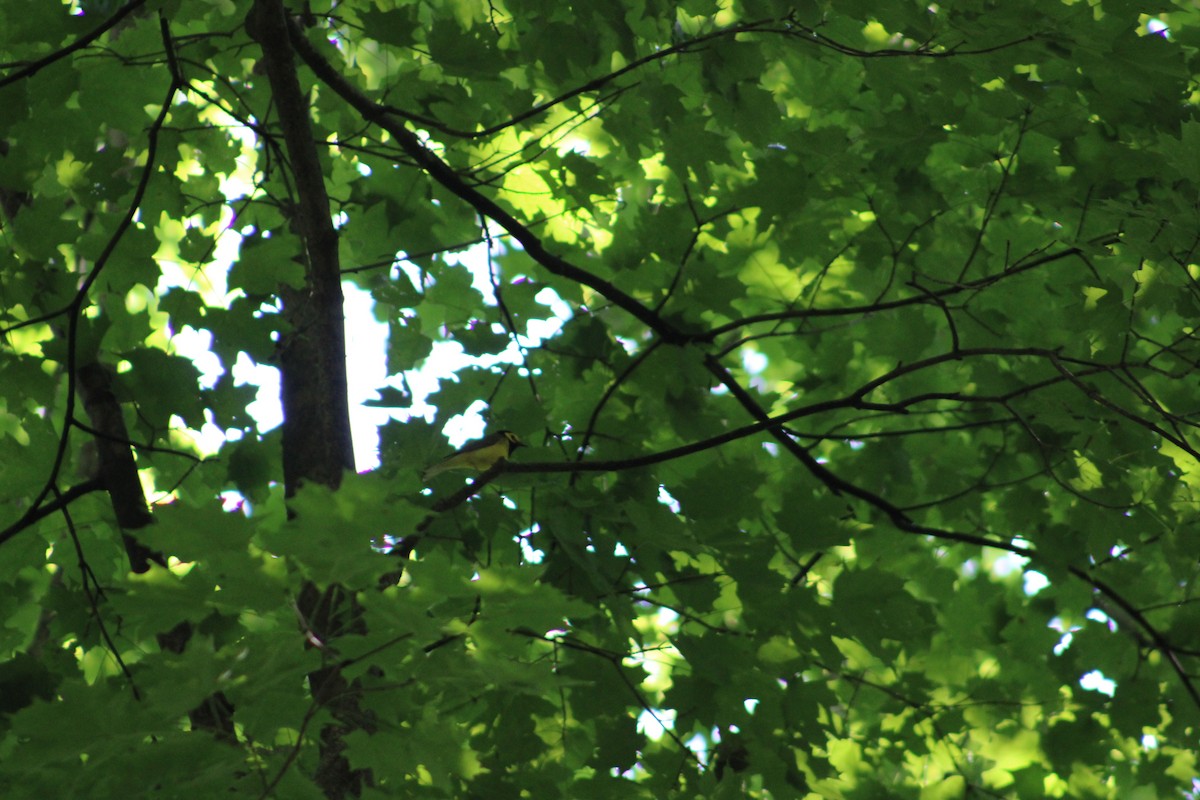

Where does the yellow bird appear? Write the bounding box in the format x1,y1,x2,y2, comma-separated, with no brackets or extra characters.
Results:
421,430,524,482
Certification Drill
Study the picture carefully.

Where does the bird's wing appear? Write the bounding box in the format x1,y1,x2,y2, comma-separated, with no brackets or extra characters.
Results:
421,433,506,481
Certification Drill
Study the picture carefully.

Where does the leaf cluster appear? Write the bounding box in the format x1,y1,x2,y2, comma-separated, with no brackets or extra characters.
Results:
3,0,1200,798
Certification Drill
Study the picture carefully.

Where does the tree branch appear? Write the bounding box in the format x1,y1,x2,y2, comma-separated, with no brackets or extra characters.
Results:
0,0,148,89
286,20,695,346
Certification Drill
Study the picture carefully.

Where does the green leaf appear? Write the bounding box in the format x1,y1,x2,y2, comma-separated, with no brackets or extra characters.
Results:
228,234,306,295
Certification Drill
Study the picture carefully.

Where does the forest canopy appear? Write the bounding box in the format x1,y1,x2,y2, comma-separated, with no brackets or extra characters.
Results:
3,0,1200,798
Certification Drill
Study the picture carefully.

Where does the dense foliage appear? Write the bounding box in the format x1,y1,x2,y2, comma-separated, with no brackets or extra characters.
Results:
3,0,1200,797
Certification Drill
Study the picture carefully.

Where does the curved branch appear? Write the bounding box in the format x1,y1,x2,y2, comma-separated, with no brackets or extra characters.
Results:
287,19,693,345
0,0,148,89
703,243,1106,341
572,340,663,467
0,72,179,554
376,16,784,140
0,479,104,548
